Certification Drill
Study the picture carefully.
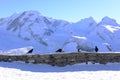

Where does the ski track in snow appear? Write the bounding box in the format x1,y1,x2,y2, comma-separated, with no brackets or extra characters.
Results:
0,62,120,80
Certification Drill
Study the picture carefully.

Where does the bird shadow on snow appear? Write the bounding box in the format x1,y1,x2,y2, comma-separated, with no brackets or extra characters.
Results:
0,62,120,72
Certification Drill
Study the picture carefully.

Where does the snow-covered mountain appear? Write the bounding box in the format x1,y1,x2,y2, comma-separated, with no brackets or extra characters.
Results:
0,10,120,54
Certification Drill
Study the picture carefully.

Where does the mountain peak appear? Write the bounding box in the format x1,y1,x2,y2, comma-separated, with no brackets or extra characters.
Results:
99,16,119,26
1,11,120,53
78,17,95,23
75,17,97,26
23,10,42,16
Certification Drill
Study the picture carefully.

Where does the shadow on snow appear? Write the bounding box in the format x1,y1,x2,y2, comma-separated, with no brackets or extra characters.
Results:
0,62,120,72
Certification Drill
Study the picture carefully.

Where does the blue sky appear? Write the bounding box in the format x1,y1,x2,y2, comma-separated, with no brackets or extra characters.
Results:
0,0,120,23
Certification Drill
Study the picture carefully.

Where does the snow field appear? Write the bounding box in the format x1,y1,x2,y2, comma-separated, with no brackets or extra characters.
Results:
0,62,120,80
0,67,120,80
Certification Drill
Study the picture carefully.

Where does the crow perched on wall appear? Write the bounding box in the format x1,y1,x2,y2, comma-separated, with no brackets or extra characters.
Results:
78,48,81,52
56,49,63,52
95,46,98,52
26,49,33,54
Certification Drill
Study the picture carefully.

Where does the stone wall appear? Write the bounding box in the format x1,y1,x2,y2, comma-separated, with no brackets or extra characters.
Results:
0,52,120,66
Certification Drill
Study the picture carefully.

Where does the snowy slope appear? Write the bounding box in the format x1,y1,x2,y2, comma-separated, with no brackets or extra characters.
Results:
0,11,71,53
0,10,120,53
0,62,120,80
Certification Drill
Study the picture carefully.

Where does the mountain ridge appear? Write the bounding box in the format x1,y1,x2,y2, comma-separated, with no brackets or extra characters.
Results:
0,10,120,54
